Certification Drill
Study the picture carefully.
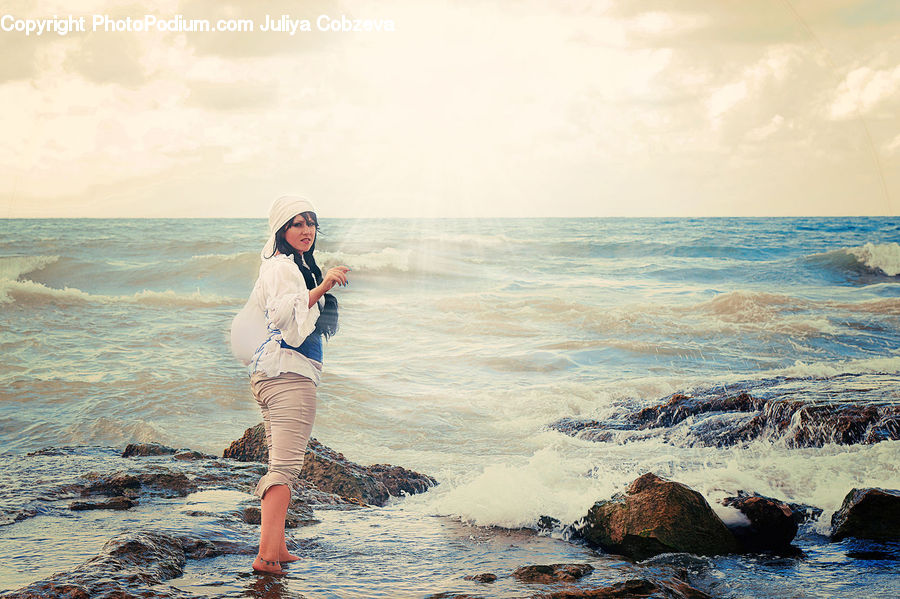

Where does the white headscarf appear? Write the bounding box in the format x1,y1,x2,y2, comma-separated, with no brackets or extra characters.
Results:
261,195,317,259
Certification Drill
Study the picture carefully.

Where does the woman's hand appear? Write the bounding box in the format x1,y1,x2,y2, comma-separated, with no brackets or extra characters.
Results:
322,266,350,291
309,266,350,307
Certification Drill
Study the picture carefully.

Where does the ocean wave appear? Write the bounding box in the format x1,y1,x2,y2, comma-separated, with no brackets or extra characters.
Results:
317,247,412,273
0,255,60,280
806,242,900,277
0,278,237,308
765,355,900,379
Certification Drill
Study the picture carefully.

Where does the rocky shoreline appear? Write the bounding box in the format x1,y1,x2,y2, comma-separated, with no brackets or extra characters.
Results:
2,413,898,599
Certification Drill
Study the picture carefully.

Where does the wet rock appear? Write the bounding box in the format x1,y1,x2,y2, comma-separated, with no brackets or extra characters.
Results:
78,470,197,500
537,515,562,533
223,424,437,506
786,501,823,525
579,473,738,560
628,392,765,429
721,493,798,552
464,573,497,583
173,450,215,461
82,473,142,497
830,487,900,541
2,530,199,598
122,443,177,457
138,472,198,497
0,509,38,526
512,563,594,583
223,424,268,462
531,577,711,599
555,383,900,449
722,400,900,448
70,496,136,511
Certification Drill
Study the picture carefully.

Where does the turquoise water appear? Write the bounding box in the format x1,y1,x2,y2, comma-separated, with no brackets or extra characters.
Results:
1,217,899,597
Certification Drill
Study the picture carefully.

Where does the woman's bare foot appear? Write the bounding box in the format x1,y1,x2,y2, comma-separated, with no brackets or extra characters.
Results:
278,551,300,562
252,555,284,574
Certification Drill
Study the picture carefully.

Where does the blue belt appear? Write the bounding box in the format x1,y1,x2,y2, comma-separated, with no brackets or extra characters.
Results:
280,334,323,362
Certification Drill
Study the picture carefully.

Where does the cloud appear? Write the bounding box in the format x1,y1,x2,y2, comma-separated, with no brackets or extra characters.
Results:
830,64,900,119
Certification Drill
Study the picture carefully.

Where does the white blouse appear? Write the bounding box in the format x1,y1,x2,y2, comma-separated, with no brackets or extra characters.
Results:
230,253,323,385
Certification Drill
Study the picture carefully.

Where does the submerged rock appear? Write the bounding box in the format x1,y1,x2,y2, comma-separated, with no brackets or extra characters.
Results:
530,577,711,599
512,563,594,583
830,487,900,541
721,493,798,552
579,473,738,560
2,530,199,599
464,573,498,583
223,424,437,506
70,496,136,511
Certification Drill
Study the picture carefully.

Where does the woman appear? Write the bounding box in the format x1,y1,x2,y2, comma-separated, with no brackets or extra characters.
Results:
231,195,349,574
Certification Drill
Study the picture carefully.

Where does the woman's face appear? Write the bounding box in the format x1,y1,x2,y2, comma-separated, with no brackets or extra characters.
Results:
284,212,317,253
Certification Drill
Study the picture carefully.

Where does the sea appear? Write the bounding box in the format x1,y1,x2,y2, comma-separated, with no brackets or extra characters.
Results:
1,217,898,598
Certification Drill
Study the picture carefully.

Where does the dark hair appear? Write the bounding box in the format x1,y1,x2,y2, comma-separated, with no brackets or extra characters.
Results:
270,212,339,339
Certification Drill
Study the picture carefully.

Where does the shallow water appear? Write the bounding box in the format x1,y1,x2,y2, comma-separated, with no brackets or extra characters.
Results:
1,217,899,596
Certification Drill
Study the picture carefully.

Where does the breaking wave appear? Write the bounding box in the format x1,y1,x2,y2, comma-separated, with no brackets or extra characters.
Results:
806,242,900,277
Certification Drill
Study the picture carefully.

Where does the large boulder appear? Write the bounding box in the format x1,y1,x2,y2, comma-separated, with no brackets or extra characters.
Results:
223,423,437,506
721,493,798,552
579,473,738,560
830,487,900,541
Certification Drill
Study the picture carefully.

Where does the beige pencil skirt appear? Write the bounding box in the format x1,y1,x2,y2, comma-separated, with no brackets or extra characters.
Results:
249,371,317,499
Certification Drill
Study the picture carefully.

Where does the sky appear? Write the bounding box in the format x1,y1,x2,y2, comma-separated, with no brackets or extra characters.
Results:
1,0,899,218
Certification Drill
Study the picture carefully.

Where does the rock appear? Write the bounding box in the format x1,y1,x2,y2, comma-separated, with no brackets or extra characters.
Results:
223,424,437,506
173,450,215,461
579,473,738,560
722,400,900,448
786,501,823,525
830,487,900,541
223,424,268,462
122,443,177,457
2,530,199,598
721,493,798,552
628,392,765,429
553,382,900,449
512,563,594,584
531,577,711,599
464,573,497,583
70,496,136,511
78,470,197,500
0,509,38,526
82,473,142,496
537,515,562,533
138,472,198,497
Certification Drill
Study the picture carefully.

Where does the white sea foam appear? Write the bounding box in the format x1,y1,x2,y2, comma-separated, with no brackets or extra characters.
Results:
407,445,616,528
808,242,900,277
846,241,900,276
317,247,412,272
765,355,900,379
